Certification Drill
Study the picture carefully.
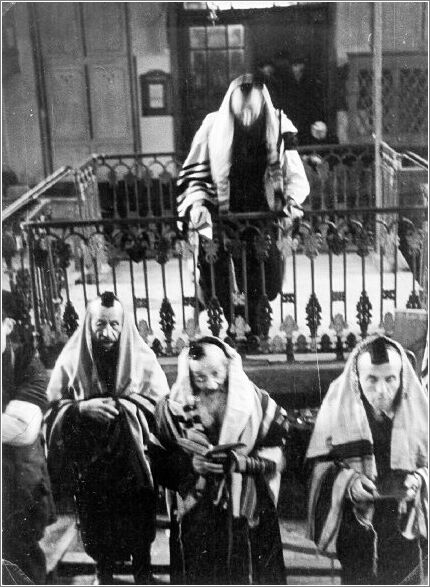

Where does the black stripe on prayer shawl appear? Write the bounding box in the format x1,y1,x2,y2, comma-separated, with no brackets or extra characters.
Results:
330,440,374,460
177,183,216,201
177,171,212,188
177,163,212,183
157,399,184,441
180,160,211,172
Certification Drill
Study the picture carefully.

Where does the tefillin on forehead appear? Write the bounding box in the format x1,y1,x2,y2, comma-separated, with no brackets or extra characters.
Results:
368,337,391,365
100,291,119,308
188,336,230,361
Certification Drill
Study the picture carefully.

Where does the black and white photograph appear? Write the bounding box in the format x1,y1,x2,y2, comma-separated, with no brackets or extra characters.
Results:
1,1,428,585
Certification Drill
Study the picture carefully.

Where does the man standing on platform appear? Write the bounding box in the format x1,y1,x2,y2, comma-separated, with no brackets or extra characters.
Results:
177,73,309,336
45,292,169,585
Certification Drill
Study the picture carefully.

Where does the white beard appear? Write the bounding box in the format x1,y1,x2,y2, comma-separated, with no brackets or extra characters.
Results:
197,390,227,429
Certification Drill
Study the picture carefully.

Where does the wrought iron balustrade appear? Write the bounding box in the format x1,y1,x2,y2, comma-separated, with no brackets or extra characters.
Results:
22,205,427,365
93,145,376,219
2,157,99,352
95,153,181,219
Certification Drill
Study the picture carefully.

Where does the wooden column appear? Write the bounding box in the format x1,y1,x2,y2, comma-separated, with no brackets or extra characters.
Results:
373,2,383,207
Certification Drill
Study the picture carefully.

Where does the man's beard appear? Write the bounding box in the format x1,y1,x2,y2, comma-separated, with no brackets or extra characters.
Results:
94,338,119,354
193,384,227,429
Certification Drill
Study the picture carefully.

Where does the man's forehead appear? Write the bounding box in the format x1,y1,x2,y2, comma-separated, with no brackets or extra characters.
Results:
89,299,124,320
189,344,228,370
357,348,402,374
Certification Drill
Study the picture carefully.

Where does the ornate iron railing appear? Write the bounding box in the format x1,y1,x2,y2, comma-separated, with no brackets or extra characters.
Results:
94,145,375,218
22,205,427,364
95,153,181,219
2,156,99,351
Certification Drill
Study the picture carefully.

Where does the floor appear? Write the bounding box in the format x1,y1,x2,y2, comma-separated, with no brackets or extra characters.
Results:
50,516,341,585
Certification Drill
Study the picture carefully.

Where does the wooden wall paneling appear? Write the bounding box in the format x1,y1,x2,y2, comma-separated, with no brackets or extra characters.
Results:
82,2,127,56
88,59,132,145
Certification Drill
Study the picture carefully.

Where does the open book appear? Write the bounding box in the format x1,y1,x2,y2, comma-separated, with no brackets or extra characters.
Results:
176,437,246,458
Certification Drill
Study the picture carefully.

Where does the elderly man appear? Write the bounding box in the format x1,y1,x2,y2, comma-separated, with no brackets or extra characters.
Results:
307,335,428,585
177,73,309,336
2,291,56,584
156,335,293,585
45,292,169,585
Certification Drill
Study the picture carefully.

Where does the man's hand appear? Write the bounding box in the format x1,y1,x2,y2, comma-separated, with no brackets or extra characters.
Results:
400,473,421,502
192,454,224,476
190,201,211,230
349,475,377,503
286,197,304,221
79,397,119,423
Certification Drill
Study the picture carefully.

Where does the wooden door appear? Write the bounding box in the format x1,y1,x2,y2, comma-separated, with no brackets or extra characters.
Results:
36,2,134,169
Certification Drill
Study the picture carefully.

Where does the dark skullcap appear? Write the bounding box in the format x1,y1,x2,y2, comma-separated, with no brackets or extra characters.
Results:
100,291,119,308
2,290,19,321
368,337,392,365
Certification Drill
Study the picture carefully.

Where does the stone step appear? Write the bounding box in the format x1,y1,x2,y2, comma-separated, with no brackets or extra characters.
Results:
40,515,78,574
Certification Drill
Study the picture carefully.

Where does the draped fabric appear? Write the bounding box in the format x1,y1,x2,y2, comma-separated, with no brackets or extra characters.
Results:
177,76,309,219
306,335,429,584
2,344,56,584
44,299,169,564
176,76,309,335
306,335,428,471
46,298,169,405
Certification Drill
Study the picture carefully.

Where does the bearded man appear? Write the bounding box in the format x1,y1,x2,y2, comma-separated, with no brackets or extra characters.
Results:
177,74,309,336
45,292,169,585
156,335,294,585
306,335,428,585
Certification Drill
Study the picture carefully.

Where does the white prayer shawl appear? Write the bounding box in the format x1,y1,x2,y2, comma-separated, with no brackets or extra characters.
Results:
169,339,285,522
177,75,309,218
306,335,428,472
307,335,429,553
47,298,169,405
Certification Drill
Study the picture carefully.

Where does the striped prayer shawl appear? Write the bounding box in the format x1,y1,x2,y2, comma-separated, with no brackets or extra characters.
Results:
422,338,428,394
176,75,309,220
45,392,159,490
157,384,288,527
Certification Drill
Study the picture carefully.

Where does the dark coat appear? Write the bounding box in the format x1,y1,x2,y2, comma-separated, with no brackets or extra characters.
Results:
2,345,56,575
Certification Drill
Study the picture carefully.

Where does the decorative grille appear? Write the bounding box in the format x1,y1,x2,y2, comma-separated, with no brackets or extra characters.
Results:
347,52,427,145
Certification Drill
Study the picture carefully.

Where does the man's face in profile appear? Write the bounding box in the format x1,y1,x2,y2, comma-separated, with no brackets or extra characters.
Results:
357,349,402,419
90,301,124,351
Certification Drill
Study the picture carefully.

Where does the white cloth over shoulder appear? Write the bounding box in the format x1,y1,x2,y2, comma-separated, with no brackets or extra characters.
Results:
47,298,169,403
177,75,309,219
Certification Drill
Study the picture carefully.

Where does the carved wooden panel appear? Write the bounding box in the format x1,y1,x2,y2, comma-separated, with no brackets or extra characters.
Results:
89,61,131,141
37,3,83,59
83,3,126,55
46,67,90,141
35,2,135,169
347,52,428,145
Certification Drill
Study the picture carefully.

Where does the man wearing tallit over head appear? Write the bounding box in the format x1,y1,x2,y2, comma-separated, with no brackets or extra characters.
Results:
177,74,309,336
306,335,428,585
45,292,169,585
156,335,295,585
